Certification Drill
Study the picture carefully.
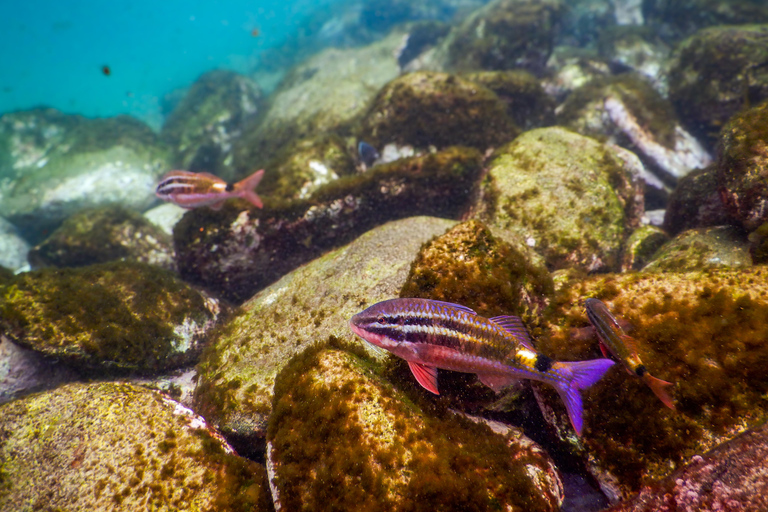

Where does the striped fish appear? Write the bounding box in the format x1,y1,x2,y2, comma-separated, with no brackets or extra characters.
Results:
350,298,615,435
155,169,264,210
585,298,675,409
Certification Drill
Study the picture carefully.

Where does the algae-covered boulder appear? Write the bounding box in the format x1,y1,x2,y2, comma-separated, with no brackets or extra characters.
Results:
0,217,29,273
596,27,670,90
474,127,644,272
0,108,169,241
193,217,456,456
161,70,263,183
359,71,518,152
233,31,404,173
663,164,731,235
642,226,751,272
620,224,670,272
667,25,768,145
538,267,768,500
28,205,174,270
175,147,482,303
608,420,768,511
462,70,555,130
0,262,221,373
0,382,272,511
643,0,768,40
267,347,563,512
717,99,768,231
0,336,77,404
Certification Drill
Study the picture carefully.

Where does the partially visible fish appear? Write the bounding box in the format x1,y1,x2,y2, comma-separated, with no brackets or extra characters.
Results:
350,298,615,435
155,169,264,210
357,141,380,168
585,298,675,409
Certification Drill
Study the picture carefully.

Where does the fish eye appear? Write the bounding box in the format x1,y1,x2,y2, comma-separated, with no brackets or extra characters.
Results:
377,315,386,324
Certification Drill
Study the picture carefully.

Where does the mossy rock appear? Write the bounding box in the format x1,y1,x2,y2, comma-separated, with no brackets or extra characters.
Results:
749,221,768,264
538,267,768,499
642,226,751,272
462,70,555,130
0,266,12,284
359,71,519,152
0,261,221,373
667,25,768,145
267,347,563,512
28,205,174,270
258,134,356,201
663,164,731,235
193,217,456,457
474,127,643,272
160,70,263,183
620,225,670,272
0,382,272,511
718,99,768,231
643,0,768,40
400,219,553,320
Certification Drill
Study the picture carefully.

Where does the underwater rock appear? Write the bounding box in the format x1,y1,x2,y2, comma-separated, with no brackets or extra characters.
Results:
143,202,187,236
606,420,768,512
400,219,553,320
438,0,563,74
233,31,404,173
538,267,768,501
717,99,768,232
0,108,170,242
474,127,644,273
643,0,768,41
557,74,711,185
559,0,617,48
160,70,263,183
620,224,670,272
597,27,670,91
0,261,221,374
663,165,731,236
641,226,751,272
0,382,272,511
667,25,768,146
259,134,356,201
359,71,518,152
28,205,175,271
0,335,77,404
266,347,564,512
0,216,29,273
462,70,556,130
543,47,613,102
174,147,482,303
193,216,456,457
749,222,768,265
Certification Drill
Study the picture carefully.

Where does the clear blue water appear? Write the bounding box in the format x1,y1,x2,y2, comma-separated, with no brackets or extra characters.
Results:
0,0,340,129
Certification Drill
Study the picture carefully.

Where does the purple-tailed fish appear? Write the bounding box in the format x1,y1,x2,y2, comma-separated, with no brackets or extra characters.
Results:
155,169,264,210
350,298,615,436
585,298,675,409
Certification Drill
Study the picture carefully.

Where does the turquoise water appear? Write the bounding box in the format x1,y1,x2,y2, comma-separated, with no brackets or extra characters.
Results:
0,0,339,128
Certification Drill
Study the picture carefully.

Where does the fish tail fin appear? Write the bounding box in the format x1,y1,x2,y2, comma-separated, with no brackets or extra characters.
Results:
552,359,615,436
235,169,264,208
643,374,676,410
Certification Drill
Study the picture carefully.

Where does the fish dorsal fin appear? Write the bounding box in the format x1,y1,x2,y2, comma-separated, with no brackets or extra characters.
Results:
490,315,534,349
430,300,477,316
408,361,439,395
620,334,638,354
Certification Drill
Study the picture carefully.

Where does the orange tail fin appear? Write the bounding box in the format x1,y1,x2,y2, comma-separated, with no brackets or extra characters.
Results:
235,169,264,208
643,374,675,410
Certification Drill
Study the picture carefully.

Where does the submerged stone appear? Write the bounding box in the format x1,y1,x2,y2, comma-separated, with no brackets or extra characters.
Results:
642,226,752,272
620,225,670,272
663,165,730,235
538,268,768,501
267,347,563,512
474,127,644,273
0,217,29,273
28,205,175,270
0,382,272,511
643,0,768,41
193,217,456,457
174,146,482,303
0,261,221,374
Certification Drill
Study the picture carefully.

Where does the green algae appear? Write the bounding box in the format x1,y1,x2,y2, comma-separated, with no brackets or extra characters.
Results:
268,347,560,512
620,225,670,272
538,267,768,496
0,261,212,373
642,226,751,272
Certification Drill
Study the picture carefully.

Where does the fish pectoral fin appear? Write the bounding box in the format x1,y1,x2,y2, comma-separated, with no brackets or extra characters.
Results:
210,200,226,210
408,361,439,395
599,342,610,358
477,374,519,393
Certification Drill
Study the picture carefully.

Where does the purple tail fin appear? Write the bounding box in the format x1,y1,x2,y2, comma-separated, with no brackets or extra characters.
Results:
552,358,615,436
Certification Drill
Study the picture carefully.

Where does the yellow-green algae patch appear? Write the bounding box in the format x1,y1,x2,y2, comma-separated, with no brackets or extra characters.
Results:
537,266,768,498
0,382,272,511
0,261,217,373
268,346,562,512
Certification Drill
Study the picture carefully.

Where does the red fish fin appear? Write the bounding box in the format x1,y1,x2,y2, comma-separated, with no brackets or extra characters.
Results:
408,361,439,395
489,315,534,349
599,342,609,358
643,374,676,410
619,334,638,353
477,374,519,393
235,169,264,208
210,200,226,210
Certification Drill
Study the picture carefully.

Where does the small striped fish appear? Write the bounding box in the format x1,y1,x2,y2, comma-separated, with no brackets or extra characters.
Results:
350,298,615,435
585,298,675,409
155,169,264,210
